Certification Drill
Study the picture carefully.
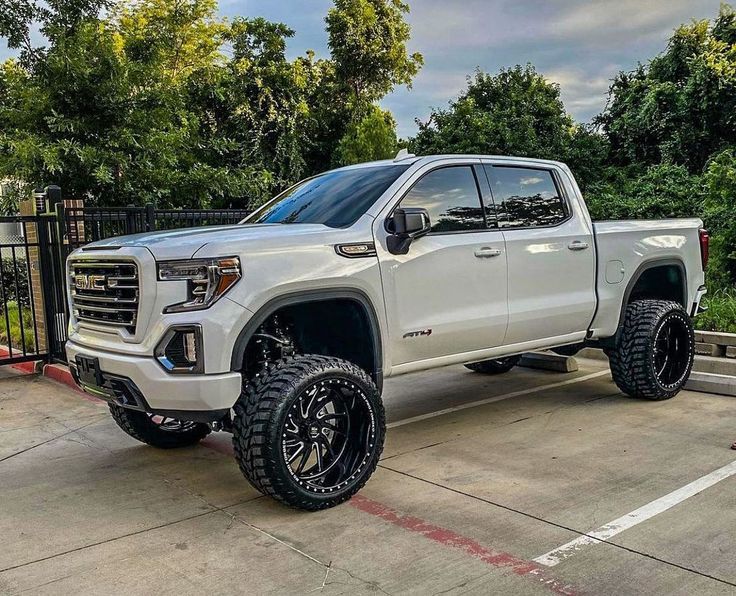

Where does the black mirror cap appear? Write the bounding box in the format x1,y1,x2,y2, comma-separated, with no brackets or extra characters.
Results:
387,208,431,255
393,207,431,236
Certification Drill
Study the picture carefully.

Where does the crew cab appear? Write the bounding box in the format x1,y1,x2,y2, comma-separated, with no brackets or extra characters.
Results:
65,153,708,510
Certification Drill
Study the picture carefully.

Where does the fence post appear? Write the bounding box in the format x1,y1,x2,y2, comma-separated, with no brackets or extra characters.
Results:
60,198,85,249
45,185,61,212
18,198,49,357
145,203,155,231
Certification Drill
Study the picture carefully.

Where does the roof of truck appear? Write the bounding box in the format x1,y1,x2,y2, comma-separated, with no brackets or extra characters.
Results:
332,153,568,172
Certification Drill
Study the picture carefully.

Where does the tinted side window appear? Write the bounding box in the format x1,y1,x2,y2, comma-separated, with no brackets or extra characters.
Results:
246,164,409,228
399,166,485,233
485,166,567,228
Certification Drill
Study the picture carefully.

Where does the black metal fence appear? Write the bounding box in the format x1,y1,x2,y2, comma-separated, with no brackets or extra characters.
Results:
0,215,66,365
60,203,251,251
0,196,252,367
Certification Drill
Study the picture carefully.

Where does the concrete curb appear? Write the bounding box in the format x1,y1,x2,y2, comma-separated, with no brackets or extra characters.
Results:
42,362,83,394
684,372,736,397
519,352,579,373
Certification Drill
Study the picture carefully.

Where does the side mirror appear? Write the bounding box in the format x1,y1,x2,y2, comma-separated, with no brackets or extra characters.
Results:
387,208,431,255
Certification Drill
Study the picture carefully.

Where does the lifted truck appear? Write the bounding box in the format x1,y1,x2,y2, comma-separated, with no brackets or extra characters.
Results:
66,153,708,510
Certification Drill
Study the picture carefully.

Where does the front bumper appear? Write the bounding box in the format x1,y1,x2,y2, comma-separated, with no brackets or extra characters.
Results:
66,340,242,414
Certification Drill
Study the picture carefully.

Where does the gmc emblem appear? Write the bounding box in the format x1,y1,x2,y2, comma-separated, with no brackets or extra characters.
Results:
74,274,106,291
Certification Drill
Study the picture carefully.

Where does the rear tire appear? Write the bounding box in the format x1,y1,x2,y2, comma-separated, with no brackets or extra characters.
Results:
465,355,521,375
232,355,385,511
608,300,694,400
109,404,211,448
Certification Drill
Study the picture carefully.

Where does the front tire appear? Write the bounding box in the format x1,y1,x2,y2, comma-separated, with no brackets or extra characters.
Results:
465,355,521,375
108,404,211,448
609,300,694,400
232,355,385,511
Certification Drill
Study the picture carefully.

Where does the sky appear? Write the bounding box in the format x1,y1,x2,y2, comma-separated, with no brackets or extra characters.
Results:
1,0,726,138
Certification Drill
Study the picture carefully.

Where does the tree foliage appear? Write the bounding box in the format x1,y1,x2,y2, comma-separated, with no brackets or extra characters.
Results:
598,5,736,173
326,0,422,106
409,65,608,191
334,105,399,166
0,0,422,207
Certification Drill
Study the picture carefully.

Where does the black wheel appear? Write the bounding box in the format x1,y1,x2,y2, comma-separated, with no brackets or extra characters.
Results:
108,404,211,448
464,355,521,375
232,355,385,511
609,300,694,400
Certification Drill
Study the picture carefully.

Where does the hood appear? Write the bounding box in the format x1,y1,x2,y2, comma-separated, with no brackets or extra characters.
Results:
83,223,334,260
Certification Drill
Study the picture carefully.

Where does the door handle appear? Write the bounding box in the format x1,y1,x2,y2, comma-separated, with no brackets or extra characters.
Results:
568,240,589,251
474,247,502,258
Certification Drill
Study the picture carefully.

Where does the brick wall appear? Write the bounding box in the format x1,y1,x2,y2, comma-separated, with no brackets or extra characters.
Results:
18,199,48,352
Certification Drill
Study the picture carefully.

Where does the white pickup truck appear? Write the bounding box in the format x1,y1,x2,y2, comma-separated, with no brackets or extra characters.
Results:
65,153,708,510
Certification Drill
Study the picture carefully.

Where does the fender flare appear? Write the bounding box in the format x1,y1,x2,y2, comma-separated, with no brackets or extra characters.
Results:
229,288,384,390
612,257,688,337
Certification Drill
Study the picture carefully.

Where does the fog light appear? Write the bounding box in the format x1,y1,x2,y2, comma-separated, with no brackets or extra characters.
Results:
155,325,204,374
184,331,197,363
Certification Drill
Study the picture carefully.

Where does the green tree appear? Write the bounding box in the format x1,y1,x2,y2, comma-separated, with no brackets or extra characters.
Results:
584,164,705,222
0,0,112,67
302,0,422,173
326,0,422,107
598,4,736,173
0,0,422,207
334,105,398,165
703,149,736,286
409,65,606,190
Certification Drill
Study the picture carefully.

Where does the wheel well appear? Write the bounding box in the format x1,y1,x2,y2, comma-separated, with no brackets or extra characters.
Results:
627,264,686,307
237,297,382,389
596,261,688,349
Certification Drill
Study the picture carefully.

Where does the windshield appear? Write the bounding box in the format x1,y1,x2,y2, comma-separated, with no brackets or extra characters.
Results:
244,164,409,228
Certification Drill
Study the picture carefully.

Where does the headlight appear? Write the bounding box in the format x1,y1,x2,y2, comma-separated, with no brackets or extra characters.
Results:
157,257,241,313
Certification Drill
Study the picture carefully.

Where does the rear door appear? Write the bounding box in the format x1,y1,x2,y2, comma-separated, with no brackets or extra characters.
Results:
375,162,508,366
482,163,596,346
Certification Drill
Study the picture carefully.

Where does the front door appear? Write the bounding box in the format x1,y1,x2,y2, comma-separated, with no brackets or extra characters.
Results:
375,163,509,367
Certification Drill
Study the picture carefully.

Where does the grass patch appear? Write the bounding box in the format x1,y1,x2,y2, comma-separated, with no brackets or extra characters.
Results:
695,289,736,334
0,301,36,352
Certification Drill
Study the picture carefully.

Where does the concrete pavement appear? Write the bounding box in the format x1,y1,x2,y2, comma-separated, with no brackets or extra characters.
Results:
1,360,735,595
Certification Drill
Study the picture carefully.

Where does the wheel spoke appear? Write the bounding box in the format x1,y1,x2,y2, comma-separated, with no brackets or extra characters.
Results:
295,446,311,474
321,421,345,435
314,441,323,472
320,412,347,423
318,434,337,461
286,442,305,464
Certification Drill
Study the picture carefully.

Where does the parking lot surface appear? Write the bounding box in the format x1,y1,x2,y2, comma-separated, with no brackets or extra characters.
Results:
1,358,735,595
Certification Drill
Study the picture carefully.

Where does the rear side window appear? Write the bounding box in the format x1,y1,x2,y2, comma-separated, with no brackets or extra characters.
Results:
398,166,485,233
484,166,567,228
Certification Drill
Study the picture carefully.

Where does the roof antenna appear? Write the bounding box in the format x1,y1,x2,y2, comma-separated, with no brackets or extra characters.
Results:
394,148,415,161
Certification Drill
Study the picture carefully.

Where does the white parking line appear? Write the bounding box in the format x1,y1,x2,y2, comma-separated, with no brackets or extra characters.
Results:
534,459,736,567
387,369,610,429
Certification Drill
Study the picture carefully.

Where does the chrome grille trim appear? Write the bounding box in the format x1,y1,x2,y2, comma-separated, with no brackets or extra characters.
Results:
69,260,139,331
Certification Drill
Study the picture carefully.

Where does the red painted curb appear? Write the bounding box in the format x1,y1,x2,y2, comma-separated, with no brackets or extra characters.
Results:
42,362,103,403
0,346,40,374
43,363,79,391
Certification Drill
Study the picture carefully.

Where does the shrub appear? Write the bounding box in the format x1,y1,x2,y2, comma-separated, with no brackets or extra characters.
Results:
696,290,736,334
0,256,30,307
0,301,36,352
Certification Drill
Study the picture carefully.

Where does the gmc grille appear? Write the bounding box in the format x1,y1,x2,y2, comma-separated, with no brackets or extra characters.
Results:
70,261,139,332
